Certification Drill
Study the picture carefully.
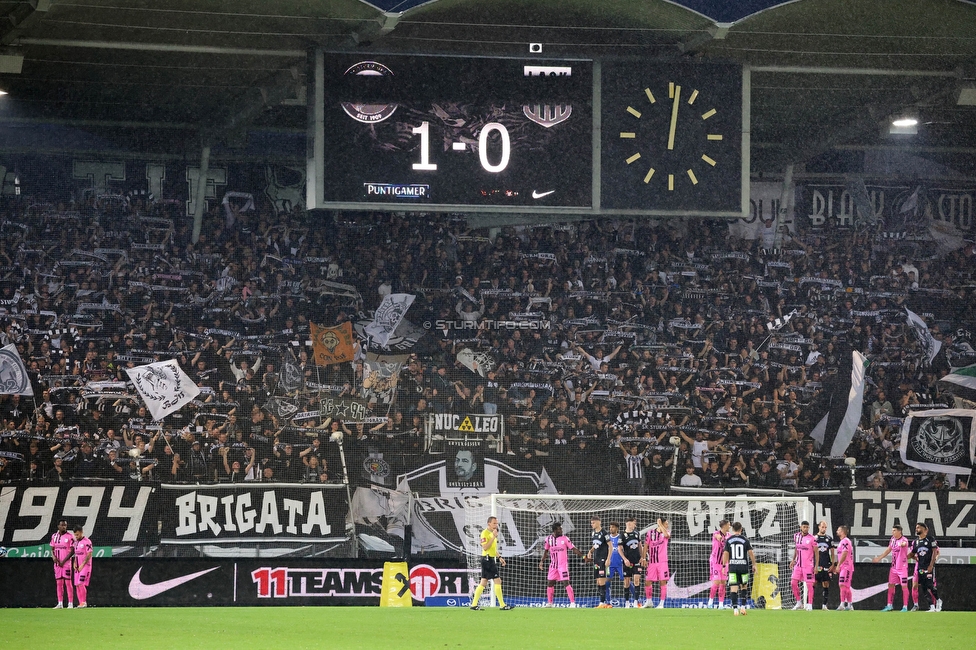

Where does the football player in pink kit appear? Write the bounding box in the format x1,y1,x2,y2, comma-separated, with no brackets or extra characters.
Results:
832,525,855,611
539,522,584,607
642,516,671,609
872,524,910,612
790,520,817,611
71,525,93,608
707,519,731,609
50,519,74,609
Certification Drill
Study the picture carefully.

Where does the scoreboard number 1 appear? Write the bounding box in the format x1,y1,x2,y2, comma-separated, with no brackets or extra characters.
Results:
410,121,511,174
411,122,437,171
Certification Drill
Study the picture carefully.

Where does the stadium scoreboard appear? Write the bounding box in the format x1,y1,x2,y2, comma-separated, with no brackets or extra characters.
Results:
316,53,744,217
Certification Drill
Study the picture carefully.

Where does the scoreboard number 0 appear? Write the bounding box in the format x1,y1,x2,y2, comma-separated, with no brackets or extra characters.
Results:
410,121,511,174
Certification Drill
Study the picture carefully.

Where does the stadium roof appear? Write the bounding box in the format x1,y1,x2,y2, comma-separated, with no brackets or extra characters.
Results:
1,0,976,174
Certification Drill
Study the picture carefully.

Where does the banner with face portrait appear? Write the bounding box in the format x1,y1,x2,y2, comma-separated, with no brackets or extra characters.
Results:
446,440,485,489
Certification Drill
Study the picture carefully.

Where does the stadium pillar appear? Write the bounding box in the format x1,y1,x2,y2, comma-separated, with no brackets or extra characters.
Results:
774,163,794,249
741,64,751,219
306,48,325,210
191,143,211,244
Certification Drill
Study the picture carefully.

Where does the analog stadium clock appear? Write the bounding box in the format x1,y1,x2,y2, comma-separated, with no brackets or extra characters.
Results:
600,61,743,214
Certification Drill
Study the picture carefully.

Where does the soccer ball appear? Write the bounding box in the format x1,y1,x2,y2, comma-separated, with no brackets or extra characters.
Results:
0,546,8,557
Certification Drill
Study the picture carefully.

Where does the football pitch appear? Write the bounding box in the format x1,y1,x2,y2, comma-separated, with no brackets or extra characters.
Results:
2,608,974,650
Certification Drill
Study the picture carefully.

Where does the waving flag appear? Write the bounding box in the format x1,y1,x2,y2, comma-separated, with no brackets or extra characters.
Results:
311,322,356,366
905,308,942,364
808,350,868,457
899,409,976,475
365,293,415,347
937,364,976,405
125,360,200,420
0,343,33,396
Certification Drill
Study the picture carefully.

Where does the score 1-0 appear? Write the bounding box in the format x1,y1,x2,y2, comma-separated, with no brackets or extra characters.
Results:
410,121,511,173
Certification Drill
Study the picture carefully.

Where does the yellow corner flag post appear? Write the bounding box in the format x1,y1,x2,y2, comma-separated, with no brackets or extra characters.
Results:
752,563,782,610
379,562,412,607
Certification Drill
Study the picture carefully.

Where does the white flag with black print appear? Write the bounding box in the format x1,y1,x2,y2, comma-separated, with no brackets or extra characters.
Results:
125,359,201,421
364,293,415,347
899,409,976,475
766,309,798,332
905,308,942,364
0,343,34,396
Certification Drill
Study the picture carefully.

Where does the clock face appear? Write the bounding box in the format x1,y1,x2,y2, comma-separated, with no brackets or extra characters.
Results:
601,62,742,214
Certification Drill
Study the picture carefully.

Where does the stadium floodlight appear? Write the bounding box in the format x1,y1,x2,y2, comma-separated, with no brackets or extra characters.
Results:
889,115,918,135
464,493,812,609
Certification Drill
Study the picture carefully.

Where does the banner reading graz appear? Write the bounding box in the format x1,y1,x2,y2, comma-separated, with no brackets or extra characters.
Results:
672,486,976,541
159,483,350,544
0,483,156,546
847,489,976,539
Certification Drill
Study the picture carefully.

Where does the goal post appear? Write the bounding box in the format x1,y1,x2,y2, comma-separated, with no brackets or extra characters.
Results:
462,494,812,609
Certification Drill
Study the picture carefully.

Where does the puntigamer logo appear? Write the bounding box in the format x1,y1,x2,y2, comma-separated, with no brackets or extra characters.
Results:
364,183,430,198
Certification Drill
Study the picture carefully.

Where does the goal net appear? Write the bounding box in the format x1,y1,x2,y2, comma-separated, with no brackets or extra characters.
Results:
463,494,811,609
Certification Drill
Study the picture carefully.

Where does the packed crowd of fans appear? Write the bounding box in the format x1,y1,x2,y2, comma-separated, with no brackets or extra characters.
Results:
0,188,974,494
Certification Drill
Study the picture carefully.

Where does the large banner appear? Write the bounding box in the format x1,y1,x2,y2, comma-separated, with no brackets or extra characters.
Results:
800,182,976,237
2,556,974,609
0,484,156,546
159,483,350,545
900,409,976,474
0,558,474,607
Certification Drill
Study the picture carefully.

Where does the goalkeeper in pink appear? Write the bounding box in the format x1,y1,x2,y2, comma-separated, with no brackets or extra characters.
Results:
872,524,911,612
832,525,855,611
707,519,731,608
71,525,94,608
540,522,585,607
790,520,817,610
50,519,74,609
642,517,671,609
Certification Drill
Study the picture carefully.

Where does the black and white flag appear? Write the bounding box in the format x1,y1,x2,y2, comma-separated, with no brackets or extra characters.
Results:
0,343,33,396
365,293,415,347
899,409,976,475
808,350,868,457
280,360,304,393
125,360,201,421
905,308,942,364
766,309,798,332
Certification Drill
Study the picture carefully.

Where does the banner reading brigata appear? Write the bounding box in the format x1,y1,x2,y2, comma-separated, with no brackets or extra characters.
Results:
159,483,350,544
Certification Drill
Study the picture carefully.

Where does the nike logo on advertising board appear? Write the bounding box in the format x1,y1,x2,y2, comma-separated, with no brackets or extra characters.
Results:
531,190,555,199
851,582,890,602
128,566,219,600
666,574,712,598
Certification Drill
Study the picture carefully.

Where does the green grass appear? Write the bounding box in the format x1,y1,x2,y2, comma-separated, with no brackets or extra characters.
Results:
1,607,974,649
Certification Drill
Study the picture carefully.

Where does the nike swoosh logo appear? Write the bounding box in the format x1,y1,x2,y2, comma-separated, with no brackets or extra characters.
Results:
851,582,890,603
128,566,219,600
531,190,555,199
666,573,713,598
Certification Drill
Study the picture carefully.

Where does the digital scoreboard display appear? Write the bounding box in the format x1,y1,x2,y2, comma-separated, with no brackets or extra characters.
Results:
322,54,594,210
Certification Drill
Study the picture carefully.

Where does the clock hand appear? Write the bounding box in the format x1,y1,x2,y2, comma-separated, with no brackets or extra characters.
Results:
667,85,682,151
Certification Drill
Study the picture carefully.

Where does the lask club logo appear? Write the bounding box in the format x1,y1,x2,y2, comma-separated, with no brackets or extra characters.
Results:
341,61,398,124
